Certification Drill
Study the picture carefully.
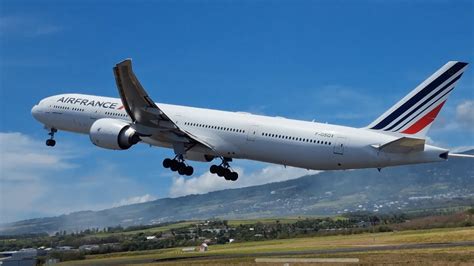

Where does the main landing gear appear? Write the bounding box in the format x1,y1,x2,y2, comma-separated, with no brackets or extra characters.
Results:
210,158,238,181
45,128,57,147
162,156,194,176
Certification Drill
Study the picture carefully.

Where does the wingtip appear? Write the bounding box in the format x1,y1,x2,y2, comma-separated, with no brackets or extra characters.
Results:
116,58,133,67
448,61,469,67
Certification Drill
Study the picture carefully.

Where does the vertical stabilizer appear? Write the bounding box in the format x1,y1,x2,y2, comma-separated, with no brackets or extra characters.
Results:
367,61,468,138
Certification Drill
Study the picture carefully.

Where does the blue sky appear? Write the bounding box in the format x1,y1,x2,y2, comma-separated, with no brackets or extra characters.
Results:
0,0,473,223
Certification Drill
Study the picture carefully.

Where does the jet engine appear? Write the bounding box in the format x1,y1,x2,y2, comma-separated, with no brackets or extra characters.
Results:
89,118,140,150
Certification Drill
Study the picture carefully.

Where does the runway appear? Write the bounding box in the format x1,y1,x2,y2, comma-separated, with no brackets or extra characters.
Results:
151,240,474,263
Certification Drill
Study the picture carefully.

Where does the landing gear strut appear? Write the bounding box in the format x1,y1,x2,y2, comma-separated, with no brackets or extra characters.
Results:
46,128,57,147
162,156,194,176
210,157,238,181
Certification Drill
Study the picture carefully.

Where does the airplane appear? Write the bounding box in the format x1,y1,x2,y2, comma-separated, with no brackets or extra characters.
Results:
31,60,472,181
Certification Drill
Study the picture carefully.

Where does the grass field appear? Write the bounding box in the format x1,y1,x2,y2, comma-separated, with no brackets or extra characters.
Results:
59,226,474,265
90,217,339,238
227,216,343,226
89,222,197,238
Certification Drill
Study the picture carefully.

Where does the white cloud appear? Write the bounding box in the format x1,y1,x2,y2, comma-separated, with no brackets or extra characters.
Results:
455,100,474,132
314,85,376,107
292,85,384,123
114,194,157,207
0,132,80,223
0,132,155,224
0,132,77,181
424,136,448,147
169,164,320,197
0,179,48,224
450,146,474,153
0,15,63,37
430,99,474,136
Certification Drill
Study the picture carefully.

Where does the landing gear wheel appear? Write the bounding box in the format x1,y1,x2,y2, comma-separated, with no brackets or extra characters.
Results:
46,139,56,147
45,128,57,147
210,165,219,174
216,166,225,177
184,166,194,176
170,160,179,172
178,162,186,170
223,168,232,180
209,157,238,181
230,172,238,181
163,158,172,168
163,156,195,176
178,166,186,175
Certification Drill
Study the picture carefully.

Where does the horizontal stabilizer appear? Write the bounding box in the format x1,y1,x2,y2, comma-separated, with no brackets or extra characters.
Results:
373,137,425,153
449,153,474,158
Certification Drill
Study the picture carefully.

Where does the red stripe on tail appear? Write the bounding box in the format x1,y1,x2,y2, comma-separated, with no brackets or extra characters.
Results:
401,101,446,134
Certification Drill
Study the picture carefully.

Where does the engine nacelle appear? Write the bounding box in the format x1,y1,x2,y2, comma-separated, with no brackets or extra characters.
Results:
89,118,140,150
184,151,215,162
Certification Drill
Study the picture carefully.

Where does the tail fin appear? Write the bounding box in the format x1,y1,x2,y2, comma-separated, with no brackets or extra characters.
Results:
367,61,468,138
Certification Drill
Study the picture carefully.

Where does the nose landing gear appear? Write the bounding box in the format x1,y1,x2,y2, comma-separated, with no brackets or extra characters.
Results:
163,156,194,176
210,157,238,181
45,128,57,147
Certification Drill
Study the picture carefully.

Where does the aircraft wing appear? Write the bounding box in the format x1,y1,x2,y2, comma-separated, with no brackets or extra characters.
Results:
113,59,214,150
373,137,425,153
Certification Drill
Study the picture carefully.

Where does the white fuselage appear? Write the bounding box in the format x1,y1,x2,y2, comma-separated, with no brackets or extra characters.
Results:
31,93,448,170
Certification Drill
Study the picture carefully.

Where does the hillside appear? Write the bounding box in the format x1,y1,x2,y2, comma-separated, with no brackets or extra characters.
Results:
1,150,473,235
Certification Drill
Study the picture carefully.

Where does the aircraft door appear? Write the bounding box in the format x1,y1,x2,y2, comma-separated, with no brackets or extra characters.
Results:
333,137,346,155
90,109,101,120
246,125,259,141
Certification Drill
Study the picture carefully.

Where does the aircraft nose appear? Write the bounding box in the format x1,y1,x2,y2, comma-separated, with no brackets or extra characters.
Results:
31,104,41,121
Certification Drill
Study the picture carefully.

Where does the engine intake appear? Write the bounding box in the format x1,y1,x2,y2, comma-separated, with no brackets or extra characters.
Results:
89,118,140,150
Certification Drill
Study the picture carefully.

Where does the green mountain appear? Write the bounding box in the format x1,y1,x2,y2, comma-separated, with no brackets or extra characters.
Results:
1,150,473,235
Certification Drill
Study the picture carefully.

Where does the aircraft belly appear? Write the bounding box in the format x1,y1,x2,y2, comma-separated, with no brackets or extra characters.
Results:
44,112,86,134
239,140,337,170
